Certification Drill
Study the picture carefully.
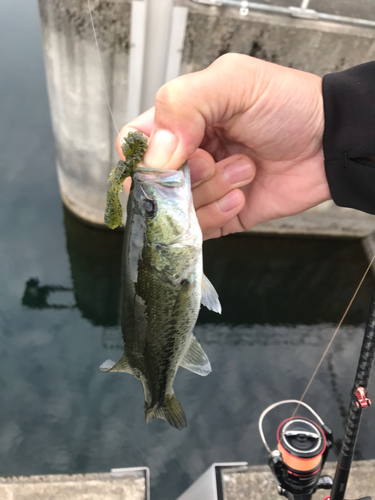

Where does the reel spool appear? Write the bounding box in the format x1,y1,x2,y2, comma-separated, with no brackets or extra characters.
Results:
277,417,326,476
259,400,333,499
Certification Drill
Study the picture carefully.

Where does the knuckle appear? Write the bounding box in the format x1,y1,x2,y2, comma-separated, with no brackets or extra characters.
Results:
212,52,249,70
155,77,187,109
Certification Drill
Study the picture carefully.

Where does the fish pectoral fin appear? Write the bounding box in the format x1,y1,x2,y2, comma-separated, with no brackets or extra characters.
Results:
180,335,212,376
201,274,222,314
99,359,117,372
144,394,187,430
99,353,132,374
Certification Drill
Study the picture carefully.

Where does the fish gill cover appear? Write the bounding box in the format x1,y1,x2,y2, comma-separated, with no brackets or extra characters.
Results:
105,131,148,229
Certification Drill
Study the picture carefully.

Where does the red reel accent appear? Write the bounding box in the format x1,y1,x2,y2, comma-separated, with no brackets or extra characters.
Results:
355,387,371,409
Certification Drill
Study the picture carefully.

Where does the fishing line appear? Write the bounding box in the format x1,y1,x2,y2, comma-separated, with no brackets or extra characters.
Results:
87,0,121,137
292,253,375,417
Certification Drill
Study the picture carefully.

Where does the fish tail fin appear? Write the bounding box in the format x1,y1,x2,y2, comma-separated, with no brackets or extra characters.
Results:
144,394,187,430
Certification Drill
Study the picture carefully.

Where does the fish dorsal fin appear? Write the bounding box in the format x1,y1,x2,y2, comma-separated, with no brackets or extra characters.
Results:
201,275,222,314
180,335,211,376
99,353,132,374
145,393,187,430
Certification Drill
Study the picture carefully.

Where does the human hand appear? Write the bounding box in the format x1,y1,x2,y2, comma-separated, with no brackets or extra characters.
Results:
117,54,330,240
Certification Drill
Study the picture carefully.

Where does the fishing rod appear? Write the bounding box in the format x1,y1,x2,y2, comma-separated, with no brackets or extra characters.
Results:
259,291,375,500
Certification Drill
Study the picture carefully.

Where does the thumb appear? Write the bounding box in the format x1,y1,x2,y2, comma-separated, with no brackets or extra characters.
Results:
142,54,263,170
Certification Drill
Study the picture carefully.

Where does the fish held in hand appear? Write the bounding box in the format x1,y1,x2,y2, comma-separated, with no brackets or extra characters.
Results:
102,141,221,430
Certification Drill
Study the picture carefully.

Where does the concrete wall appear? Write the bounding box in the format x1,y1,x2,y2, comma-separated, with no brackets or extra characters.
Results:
271,0,375,21
0,471,147,500
181,5,375,76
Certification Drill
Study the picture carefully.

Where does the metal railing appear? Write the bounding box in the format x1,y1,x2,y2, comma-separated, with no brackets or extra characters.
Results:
192,0,375,29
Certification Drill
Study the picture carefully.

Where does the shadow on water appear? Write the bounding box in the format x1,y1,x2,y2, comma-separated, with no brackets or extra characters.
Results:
22,206,124,326
201,234,373,326
66,213,375,329
26,213,373,346
22,278,74,310
62,206,123,327
22,220,373,330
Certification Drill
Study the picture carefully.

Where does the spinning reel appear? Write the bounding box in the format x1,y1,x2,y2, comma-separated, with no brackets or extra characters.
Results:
259,292,375,500
259,401,333,500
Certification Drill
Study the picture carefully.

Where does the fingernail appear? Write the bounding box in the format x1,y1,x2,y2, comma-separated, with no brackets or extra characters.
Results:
189,156,211,186
143,129,177,169
224,159,252,184
217,191,240,213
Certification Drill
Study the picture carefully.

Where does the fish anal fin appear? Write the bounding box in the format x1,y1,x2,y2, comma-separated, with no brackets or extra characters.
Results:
144,394,187,430
99,353,132,374
180,335,211,376
201,274,222,314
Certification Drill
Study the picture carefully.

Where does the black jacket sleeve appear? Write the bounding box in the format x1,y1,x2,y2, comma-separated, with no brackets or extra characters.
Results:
323,61,375,215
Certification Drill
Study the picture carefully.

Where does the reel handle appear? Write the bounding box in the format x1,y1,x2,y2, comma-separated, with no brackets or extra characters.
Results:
316,475,333,490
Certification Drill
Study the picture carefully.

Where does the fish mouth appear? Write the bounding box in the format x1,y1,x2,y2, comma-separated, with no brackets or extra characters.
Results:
134,167,185,187
135,166,175,173
135,162,187,174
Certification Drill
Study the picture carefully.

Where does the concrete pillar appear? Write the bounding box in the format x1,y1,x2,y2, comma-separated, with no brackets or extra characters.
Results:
38,0,131,225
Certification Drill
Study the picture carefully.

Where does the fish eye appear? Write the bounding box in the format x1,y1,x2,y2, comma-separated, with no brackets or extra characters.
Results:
142,199,157,218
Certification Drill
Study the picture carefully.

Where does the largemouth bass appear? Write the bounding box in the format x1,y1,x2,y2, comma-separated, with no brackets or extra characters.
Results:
101,162,221,430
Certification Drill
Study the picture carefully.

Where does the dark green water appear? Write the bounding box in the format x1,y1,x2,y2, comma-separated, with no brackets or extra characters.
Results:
1,2,375,499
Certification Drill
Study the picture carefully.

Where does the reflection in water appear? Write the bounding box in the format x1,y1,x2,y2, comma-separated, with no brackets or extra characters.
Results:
201,235,374,326
101,322,342,352
22,278,74,310
24,217,375,329
63,205,123,327
21,206,124,327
